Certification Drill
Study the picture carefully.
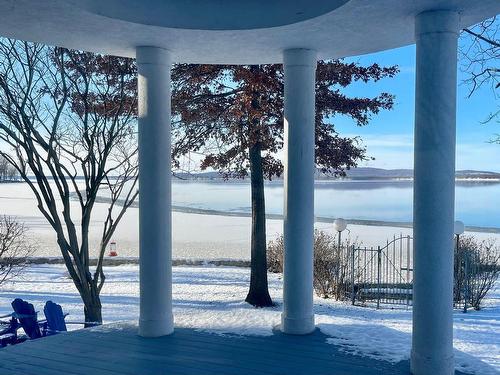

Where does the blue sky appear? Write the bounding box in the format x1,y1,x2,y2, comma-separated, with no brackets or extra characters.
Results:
334,44,500,172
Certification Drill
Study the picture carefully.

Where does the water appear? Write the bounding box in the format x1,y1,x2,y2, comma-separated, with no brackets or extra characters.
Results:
172,179,500,229
0,179,497,258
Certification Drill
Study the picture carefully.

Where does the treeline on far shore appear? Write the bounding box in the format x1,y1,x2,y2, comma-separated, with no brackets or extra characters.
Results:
0,155,20,182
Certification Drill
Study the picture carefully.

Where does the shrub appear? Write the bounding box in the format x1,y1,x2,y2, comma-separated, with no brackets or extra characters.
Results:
267,229,358,300
267,235,284,273
454,235,499,310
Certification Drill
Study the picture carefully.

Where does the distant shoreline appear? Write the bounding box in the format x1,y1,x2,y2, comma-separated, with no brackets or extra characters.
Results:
24,257,251,267
173,177,500,184
89,194,500,234
172,167,500,182
170,206,500,234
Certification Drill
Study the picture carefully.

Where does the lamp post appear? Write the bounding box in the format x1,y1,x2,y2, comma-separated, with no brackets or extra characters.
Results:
333,218,348,300
454,220,466,313
333,218,347,250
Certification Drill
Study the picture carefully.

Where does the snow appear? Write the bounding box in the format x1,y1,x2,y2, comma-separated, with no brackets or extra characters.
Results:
1,264,498,374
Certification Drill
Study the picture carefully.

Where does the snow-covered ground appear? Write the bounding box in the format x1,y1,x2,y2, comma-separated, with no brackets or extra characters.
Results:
0,264,498,374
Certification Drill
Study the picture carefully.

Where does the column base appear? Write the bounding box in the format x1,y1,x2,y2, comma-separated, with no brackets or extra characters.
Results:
281,314,315,335
138,316,174,337
410,350,454,375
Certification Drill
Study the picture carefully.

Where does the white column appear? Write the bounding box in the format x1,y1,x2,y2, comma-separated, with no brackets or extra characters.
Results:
281,48,317,335
137,46,174,337
411,10,459,375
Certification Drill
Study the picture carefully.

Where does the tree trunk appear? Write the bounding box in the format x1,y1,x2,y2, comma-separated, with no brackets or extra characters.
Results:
245,140,273,307
83,289,102,327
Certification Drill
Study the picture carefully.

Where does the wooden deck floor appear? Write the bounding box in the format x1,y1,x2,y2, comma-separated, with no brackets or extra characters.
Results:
0,322,411,375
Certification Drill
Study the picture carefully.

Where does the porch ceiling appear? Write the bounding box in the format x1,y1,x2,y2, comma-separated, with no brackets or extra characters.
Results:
0,0,498,63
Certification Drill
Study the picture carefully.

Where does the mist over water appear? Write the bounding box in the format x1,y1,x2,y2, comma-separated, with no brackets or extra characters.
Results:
0,179,497,258
172,179,500,229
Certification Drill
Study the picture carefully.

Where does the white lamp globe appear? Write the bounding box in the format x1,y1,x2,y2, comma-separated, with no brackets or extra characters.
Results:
333,218,347,232
454,220,465,235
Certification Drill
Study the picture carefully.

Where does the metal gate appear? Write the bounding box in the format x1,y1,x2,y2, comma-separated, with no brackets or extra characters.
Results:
350,235,413,308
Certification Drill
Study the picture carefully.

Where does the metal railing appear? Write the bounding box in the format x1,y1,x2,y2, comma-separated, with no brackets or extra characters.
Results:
350,234,413,308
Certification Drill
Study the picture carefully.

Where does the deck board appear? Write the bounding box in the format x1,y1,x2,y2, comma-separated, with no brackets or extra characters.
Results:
0,322,410,375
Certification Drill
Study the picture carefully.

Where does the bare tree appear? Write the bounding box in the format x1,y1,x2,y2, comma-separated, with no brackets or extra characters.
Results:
0,39,138,323
5,164,17,181
0,155,18,181
0,155,8,181
0,215,33,286
460,16,499,125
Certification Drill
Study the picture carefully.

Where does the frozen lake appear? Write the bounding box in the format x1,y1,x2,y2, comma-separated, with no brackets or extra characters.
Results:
0,179,498,258
172,179,500,228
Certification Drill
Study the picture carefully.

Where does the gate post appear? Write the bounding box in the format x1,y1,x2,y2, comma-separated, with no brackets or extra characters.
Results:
463,252,468,313
407,235,411,308
351,245,356,305
377,246,381,309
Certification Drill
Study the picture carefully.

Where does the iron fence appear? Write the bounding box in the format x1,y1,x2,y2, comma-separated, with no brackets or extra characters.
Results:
349,234,413,308
331,233,496,310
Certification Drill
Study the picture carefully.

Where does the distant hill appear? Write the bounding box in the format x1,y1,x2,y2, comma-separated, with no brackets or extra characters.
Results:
339,168,413,179
174,167,500,181
454,170,500,179
174,171,223,180
341,168,500,180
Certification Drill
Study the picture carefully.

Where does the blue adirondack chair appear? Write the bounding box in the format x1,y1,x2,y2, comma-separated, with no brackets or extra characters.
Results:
43,301,100,334
43,301,68,333
11,298,48,340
